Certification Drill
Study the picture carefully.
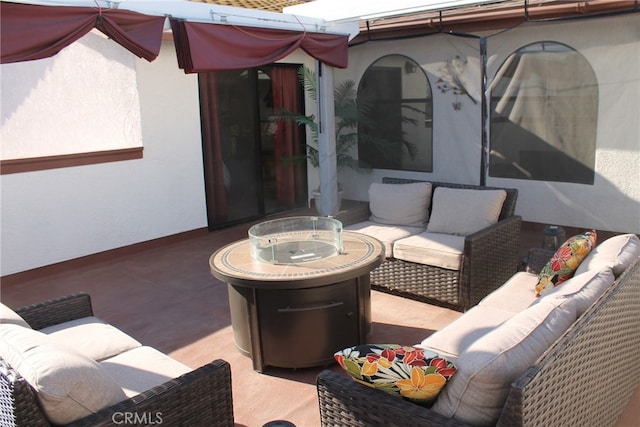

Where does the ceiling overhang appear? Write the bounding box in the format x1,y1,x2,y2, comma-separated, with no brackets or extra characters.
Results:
284,0,508,23
286,0,638,43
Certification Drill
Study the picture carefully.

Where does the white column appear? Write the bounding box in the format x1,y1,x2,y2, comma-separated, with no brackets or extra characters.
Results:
316,61,339,217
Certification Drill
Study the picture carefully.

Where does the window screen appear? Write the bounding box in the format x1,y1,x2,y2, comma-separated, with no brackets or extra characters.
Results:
489,42,597,184
357,55,432,172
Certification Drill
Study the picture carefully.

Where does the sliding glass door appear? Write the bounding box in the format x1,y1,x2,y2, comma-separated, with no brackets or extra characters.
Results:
199,65,307,229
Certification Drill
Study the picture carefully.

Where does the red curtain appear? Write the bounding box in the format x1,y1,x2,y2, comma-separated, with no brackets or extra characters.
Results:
170,19,348,73
0,2,165,64
1,3,348,70
198,73,229,223
271,67,306,208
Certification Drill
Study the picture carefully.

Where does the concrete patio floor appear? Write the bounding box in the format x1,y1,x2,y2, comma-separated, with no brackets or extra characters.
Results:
1,215,638,426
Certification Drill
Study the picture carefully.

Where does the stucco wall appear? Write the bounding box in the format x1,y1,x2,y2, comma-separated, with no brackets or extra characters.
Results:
1,32,143,158
1,14,638,276
337,14,640,234
485,16,640,233
0,36,207,276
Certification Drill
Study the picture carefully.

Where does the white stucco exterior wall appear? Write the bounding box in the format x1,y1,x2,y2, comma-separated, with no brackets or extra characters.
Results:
337,33,483,197
1,14,638,276
337,15,640,234
1,32,143,158
0,36,207,276
485,15,640,233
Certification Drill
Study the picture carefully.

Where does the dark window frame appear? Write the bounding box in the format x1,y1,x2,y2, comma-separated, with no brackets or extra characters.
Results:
489,41,597,184
357,54,433,173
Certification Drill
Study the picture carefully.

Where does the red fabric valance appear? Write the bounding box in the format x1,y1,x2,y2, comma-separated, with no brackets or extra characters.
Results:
170,19,348,73
0,2,165,64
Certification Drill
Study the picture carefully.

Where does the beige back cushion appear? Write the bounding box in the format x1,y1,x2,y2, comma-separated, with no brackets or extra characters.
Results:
432,297,577,425
368,182,432,227
41,316,142,362
418,305,515,360
478,271,539,313
426,188,506,236
0,302,31,328
0,324,126,425
531,268,615,317
575,233,640,276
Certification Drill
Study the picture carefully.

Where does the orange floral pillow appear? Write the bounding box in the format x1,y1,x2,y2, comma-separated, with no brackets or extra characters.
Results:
535,230,597,297
334,344,456,405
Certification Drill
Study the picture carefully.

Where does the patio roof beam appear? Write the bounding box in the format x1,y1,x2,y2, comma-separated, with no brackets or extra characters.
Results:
344,0,637,43
284,0,508,23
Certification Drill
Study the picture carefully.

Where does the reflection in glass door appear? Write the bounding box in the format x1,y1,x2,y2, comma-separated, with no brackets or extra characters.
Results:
257,69,278,215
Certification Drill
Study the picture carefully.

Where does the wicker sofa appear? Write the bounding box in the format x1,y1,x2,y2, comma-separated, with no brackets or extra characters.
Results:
0,293,234,427
317,233,640,427
343,177,521,311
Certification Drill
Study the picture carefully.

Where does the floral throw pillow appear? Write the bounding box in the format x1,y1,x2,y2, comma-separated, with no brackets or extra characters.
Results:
535,230,597,297
334,344,457,405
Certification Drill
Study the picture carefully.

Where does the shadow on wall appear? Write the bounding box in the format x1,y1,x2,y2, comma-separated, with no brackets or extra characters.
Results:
490,118,638,233
489,116,594,185
1,32,135,132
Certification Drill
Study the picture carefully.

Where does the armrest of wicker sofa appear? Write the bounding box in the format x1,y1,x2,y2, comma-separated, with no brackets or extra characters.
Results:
0,355,50,427
525,247,556,274
67,359,234,427
15,293,93,330
336,200,371,227
461,214,522,309
317,369,470,427
498,255,640,426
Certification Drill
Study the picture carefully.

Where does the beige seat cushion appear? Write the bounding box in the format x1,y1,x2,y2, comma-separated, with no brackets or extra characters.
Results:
100,346,192,397
393,232,465,270
368,182,432,227
345,221,424,258
478,271,539,313
0,324,126,425
0,302,31,328
575,233,640,276
41,316,142,361
432,297,577,426
426,188,506,236
417,305,515,360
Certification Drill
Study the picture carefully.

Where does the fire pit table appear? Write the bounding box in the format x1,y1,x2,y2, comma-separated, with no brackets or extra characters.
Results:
209,216,384,372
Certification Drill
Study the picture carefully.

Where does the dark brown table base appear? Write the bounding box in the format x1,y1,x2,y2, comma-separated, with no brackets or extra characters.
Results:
210,232,383,372
228,275,372,371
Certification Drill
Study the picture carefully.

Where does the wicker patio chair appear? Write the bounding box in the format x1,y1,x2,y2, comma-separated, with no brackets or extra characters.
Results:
0,293,234,427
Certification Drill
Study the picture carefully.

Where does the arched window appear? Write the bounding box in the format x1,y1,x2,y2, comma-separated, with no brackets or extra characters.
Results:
489,42,597,184
357,55,432,172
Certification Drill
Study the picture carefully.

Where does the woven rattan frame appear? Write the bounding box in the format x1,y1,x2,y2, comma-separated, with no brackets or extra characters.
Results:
317,252,640,427
14,293,94,330
498,253,640,427
1,293,235,427
347,178,522,311
317,369,470,427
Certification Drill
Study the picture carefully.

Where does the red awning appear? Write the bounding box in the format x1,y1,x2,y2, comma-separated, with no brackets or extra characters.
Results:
0,2,165,64
170,19,348,73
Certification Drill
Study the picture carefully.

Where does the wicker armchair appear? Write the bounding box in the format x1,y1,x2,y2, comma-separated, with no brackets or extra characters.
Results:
317,251,640,427
345,177,522,311
0,293,234,427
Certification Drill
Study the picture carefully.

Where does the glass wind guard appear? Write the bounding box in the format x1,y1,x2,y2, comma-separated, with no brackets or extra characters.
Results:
248,216,343,264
